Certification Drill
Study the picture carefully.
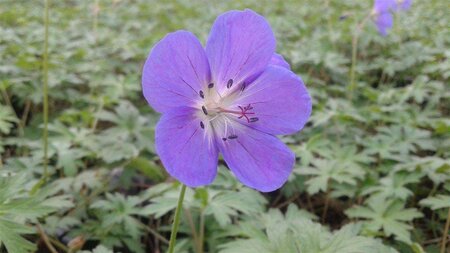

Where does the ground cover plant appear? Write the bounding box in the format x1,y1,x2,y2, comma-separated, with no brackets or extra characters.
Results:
0,0,449,252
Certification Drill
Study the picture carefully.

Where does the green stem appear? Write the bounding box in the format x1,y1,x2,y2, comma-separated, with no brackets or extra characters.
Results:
42,0,50,182
348,15,370,100
441,208,450,253
183,208,200,253
168,184,187,253
198,211,205,253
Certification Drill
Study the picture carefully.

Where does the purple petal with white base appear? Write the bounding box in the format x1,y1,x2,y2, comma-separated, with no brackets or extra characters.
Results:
142,31,210,113
155,108,219,187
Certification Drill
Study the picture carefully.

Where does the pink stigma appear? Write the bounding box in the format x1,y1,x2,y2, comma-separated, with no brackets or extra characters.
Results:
219,104,255,123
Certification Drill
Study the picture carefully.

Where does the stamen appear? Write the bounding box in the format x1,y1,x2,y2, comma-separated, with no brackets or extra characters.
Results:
218,104,255,123
222,137,227,141
249,117,259,122
200,121,204,129
208,83,214,88
199,90,204,98
202,106,208,115
226,79,233,89
240,81,247,91
228,134,238,139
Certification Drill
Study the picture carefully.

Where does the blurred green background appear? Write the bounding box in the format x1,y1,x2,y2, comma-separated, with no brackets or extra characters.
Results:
0,0,449,253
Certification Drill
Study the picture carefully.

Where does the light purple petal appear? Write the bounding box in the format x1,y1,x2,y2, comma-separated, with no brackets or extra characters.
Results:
155,107,219,187
375,12,393,36
205,9,276,93
142,31,210,113
218,125,295,192
229,66,311,135
269,53,291,70
373,0,396,13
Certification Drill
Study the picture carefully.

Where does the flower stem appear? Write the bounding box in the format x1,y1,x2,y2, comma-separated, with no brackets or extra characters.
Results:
441,208,450,253
42,0,50,183
168,184,187,253
348,15,370,100
198,211,205,253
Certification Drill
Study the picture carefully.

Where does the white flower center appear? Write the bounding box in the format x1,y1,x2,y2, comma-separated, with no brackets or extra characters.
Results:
196,79,258,142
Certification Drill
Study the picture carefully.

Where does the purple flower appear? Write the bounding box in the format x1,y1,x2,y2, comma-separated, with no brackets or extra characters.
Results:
371,0,413,36
372,0,396,36
141,9,311,192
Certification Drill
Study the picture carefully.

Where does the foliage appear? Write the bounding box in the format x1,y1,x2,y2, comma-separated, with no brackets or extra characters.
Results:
0,0,448,252
0,175,73,253
346,196,423,244
219,205,398,253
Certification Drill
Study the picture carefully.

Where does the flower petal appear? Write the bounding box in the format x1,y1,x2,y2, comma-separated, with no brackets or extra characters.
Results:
205,9,276,92
375,12,393,36
142,31,210,113
374,0,396,13
155,108,219,187
218,126,295,192
230,66,311,135
269,53,291,70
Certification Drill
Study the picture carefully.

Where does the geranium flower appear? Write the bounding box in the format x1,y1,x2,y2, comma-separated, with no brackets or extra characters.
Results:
142,9,311,192
371,0,397,36
371,0,413,36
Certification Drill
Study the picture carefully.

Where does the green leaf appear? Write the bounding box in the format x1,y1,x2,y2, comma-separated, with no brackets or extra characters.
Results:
219,209,399,253
125,157,165,182
419,195,450,210
345,196,423,244
0,105,18,135
80,245,114,253
0,219,35,253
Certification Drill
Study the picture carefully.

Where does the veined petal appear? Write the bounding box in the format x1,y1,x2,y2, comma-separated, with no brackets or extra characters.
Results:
230,66,311,135
155,107,219,187
205,9,276,93
269,53,291,70
142,31,210,113
218,125,295,192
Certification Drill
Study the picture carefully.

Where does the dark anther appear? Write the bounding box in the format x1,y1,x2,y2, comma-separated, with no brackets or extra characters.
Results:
228,134,238,139
199,90,204,98
208,83,214,88
240,81,247,91
202,106,208,115
222,137,227,141
200,121,204,129
339,15,348,21
249,117,259,122
227,79,233,89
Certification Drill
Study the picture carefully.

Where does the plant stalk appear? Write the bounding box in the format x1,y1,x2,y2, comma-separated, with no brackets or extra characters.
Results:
348,15,370,100
42,0,50,183
441,208,450,253
168,184,187,253
198,211,205,253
